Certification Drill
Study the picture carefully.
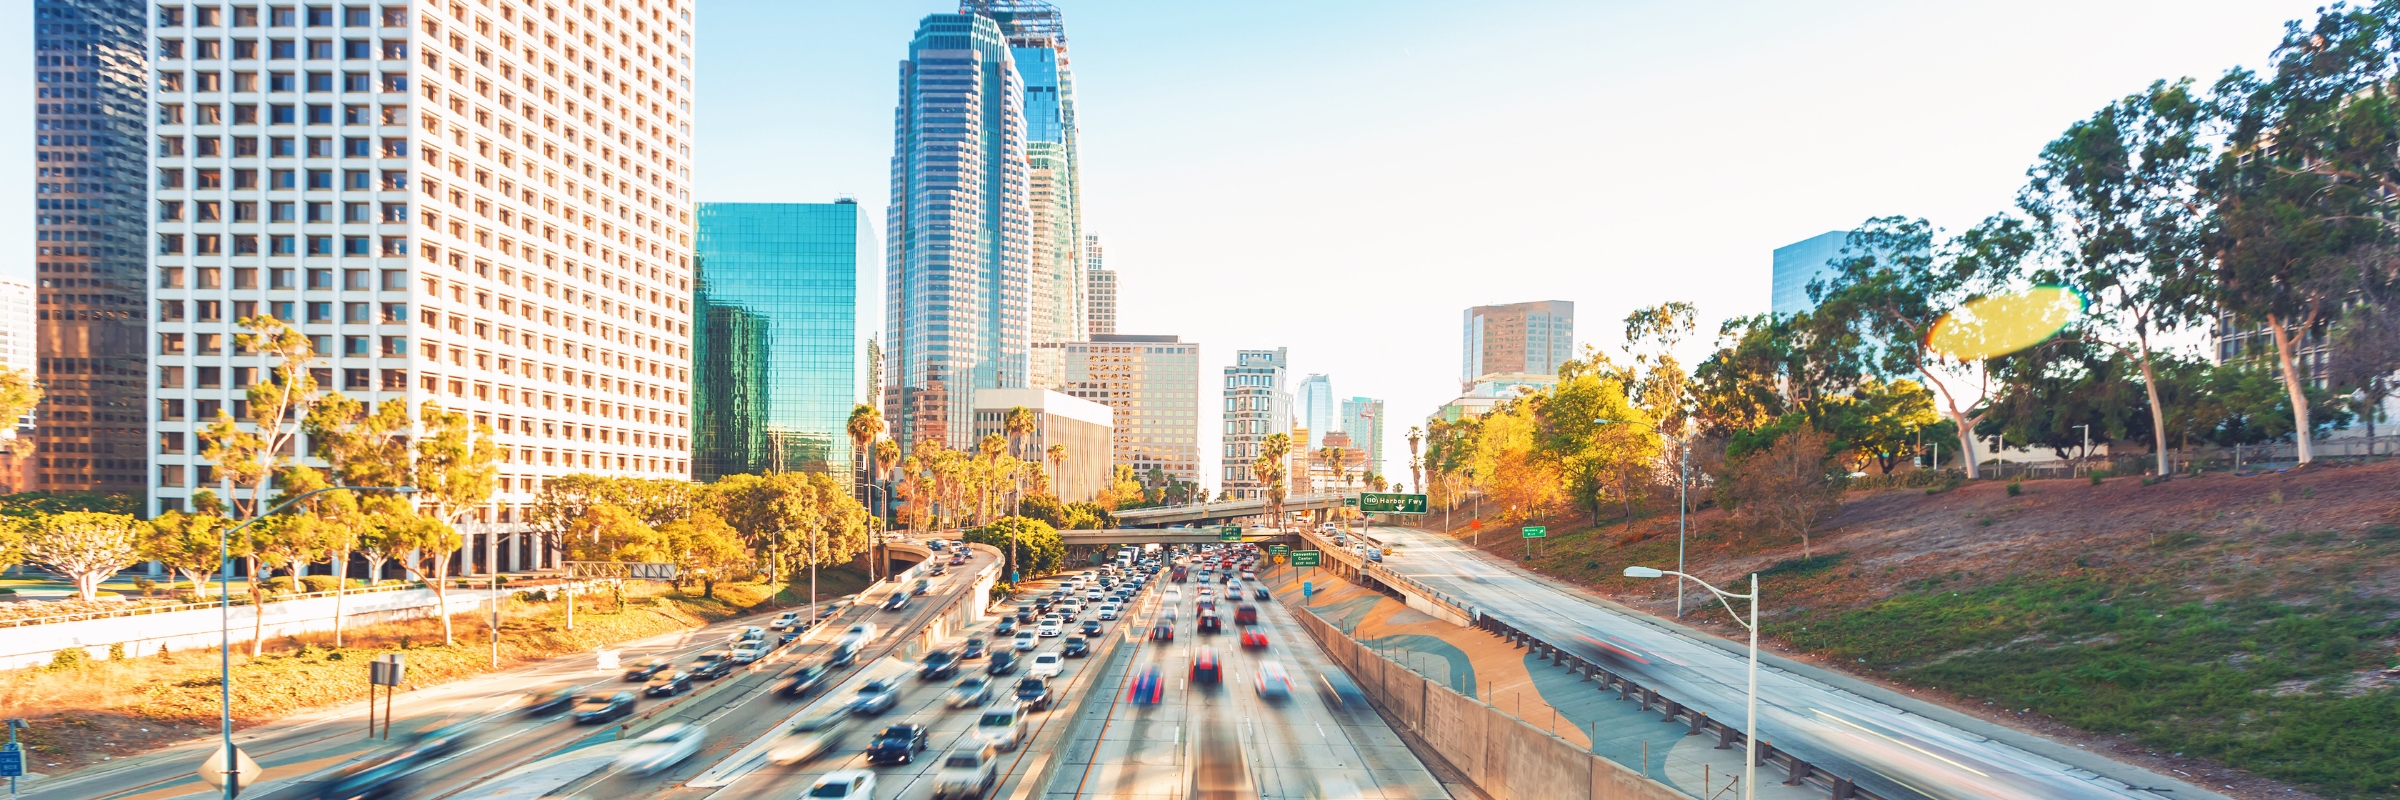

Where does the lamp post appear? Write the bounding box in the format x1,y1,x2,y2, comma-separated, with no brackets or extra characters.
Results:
214,483,414,800
1597,419,1691,617
1624,565,1757,800
2073,424,2090,473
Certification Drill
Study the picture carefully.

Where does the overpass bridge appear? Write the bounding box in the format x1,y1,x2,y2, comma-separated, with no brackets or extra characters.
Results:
1110,493,1351,527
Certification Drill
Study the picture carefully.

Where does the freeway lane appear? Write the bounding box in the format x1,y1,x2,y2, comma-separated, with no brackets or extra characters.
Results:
1050,567,1445,799
1364,524,2199,800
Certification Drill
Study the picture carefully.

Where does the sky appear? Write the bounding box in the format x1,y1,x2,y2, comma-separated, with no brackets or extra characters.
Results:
0,0,2335,492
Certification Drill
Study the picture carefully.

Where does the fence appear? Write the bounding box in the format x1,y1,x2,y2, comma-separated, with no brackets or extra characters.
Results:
2,580,428,629
1971,434,2399,481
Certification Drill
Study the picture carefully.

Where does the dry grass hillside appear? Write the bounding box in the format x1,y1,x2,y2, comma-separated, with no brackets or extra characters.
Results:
1436,458,2400,800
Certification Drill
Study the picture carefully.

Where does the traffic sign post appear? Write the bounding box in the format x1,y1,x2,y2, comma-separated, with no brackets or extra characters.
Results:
1268,544,1289,556
1218,525,1241,542
1359,493,1428,514
3,718,24,799
1522,526,1547,559
196,744,261,797
1290,550,1321,567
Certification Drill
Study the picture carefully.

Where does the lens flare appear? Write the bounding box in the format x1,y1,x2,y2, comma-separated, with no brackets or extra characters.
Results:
1925,286,2087,360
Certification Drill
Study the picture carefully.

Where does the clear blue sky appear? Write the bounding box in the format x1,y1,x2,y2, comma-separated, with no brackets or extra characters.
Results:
0,0,2330,490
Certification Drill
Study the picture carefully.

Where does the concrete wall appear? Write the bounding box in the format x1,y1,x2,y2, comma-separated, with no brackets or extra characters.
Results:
0,586,501,670
1293,606,1688,800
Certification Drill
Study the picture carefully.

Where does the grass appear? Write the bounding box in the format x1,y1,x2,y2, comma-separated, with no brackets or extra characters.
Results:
1770,579,2400,797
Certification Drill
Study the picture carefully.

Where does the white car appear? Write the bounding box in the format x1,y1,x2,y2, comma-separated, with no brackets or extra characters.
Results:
1096,604,1119,620
730,641,768,664
1084,589,1103,601
1164,588,1182,603
769,611,803,631
1012,630,1039,651
839,623,877,648
945,676,991,708
976,705,1027,751
729,625,768,643
766,711,847,765
1037,618,1063,638
931,745,1000,800
1026,652,1063,679
616,722,707,775
809,770,878,800
1240,571,1256,582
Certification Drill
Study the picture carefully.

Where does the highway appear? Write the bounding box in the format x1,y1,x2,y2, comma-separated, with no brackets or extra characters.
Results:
1359,524,2195,800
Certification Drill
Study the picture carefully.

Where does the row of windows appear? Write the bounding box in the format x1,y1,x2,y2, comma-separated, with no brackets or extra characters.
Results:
158,6,408,29
163,134,410,160
160,37,405,61
161,200,406,222
161,69,406,93
157,102,409,127
157,233,403,256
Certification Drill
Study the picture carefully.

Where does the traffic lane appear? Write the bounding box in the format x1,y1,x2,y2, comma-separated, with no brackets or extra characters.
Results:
1371,525,2150,800
1235,590,1446,799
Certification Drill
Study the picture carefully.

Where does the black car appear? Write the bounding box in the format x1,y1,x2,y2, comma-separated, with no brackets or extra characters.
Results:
848,678,901,716
1015,677,1053,711
1015,605,1035,624
572,692,637,724
920,650,960,680
995,618,1019,636
645,670,695,697
883,592,910,611
987,650,1018,676
689,652,736,680
1079,620,1103,637
621,660,671,682
864,723,930,764
1061,636,1090,658
778,664,830,698
828,643,859,668
961,637,989,659
523,684,577,715
1253,587,1271,601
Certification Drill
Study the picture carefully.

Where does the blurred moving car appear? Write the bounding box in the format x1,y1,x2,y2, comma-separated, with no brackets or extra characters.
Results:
945,675,991,708
1127,666,1164,705
1012,630,1039,651
882,592,911,611
1014,677,1052,711
616,722,707,775
808,770,877,800
986,650,1018,676
689,651,736,680
975,704,1026,751
778,663,832,698
731,640,769,664
1318,669,1369,709
1256,661,1293,702
960,637,988,659
1190,647,1223,685
1150,617,1175,641
1239,626,1269,649
767,710,848,765
522,683,577,715
931,744,1000,800
865,723,930,764
621,659,670,682
919,649,961,680
848,678,901,716
1061,636,1090,658
644,670,694,697
838,623,878,647
1027,652,1063,679
770,611,804,630
572,692,637,724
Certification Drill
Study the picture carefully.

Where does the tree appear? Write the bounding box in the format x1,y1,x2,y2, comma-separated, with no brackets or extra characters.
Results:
389,510,464,643
1257,433,1293,523
142,492,226,597
2325,301,2400,441
1319,445,1349,491
23,512,144,602
1096,464,1143,511
1730,422,1843,559
1624,302,1700,438
562,504,666,563
1004,406,1037,460
1977,341,2148,461
0,366,44,481
1463,404,1562,524
701,472,812,581
1045,444,1067,499
1535,352,1656,527
660,509,745,597
527,474,617,569
1405,426,1424,498
199,316,322,518
1813,216,2035,478
409,401,499,646
962,516,1063,579
849,404,884,518
1827,377,1941,473
2018,79,2213,479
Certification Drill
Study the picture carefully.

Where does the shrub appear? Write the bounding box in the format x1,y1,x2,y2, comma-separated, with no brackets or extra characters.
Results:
2089,470,2108,485
107,642,126,661
47,646,88,671
300,575,344,594
262,576,296,593
2006,480,2024,497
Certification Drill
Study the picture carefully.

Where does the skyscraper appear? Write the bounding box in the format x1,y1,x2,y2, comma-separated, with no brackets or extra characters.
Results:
1462,301,1574,390
1044,334,1199,485
1084,234,1115,337
966,1,1087,392
1341,396,1386,483
886,12,1034,452
1772,231,1848,316
147,2,699,575
35,0,149,494
694,202,861,482
1221,348,1291,499
1296,373,1332,448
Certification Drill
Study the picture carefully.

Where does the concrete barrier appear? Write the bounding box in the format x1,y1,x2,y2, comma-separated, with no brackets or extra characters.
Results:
0,586,500,670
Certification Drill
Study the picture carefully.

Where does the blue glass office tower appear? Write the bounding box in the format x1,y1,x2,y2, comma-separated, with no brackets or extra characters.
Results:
694,203,862,481
886,13,1034,452
965,1,1085,388
34,0,148,493
1772,231,1849,317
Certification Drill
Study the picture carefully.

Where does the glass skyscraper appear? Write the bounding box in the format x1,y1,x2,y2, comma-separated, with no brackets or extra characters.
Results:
1772,231,1849,317
694,203,862,481
34,0,149,494
1297,374,1333,448
965,1,1087,390
886,12,1034,453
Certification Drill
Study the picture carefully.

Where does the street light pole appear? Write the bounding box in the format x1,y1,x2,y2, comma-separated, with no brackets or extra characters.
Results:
1625,566,1757,800
1598,419,1690,616
216,484,414,800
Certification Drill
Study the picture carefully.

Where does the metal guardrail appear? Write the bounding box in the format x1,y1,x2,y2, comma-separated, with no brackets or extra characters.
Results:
0,580,433,628
1475,614,1882,800
1288,527,1480,620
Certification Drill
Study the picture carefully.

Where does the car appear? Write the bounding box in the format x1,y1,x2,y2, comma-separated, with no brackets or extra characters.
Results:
731,641,769,664
1150,619,1174,641
1190,647,1223,685
976,705,1027,751
828,643,859,668
961,637,989,659
691,651,736,680
766,712,846,766
1079,619,1103,637
809,770,878,800
1014,605,1036,624
1254,587,1271,601
1037,618,1063,638
866,723,931,764
839,623,878,647
945,675,992,708
1164,588,1182,603
1097,604,1120,621
645,670,695,697
622,659,671,682
1241,571,1257,582
929,538,947,551
1026,652,1063,679
1084,589,1103,601
522,683,577,715
929,563,947,576
1126,666,1164,705
616,722,707,775
920,650,961,680
1196,611,1221,634
1256,661,1294,702
949,554,967,566
730,625,769,644
883,592,911,611
1239,626,1269,649
1061,636,1090,658
1012,630,1039,651
986,650,1019,676
913,578,934,596
1014,677,1053,711
995,618,1018,636
1317,669,1369,709
572,692,637,724
779,664,833,698
770,611,804,630
931,744,1001,800
848,679,901,716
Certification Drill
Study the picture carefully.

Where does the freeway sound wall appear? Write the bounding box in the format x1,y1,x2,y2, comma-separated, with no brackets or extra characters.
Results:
1293,606,1689,800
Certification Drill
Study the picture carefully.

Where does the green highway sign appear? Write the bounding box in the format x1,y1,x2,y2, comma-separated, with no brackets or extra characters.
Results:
1342,497,1360,508
1522,526,1547,539
1289,550,1322,567
1269,544,1290,555
1219,525,1242,541
1359,493,1429,514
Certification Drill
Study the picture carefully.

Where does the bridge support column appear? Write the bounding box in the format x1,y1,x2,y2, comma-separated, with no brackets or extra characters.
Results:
1686,710,1706,736
1784,757,1812,786
1831,777,1858,799
1658,697,1680,723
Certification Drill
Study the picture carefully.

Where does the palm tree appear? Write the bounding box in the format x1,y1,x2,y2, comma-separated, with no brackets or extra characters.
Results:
1406,426,1424,497
1319,445,1349,492
848,404,884,517
1259,433,1293,525
1045,443,1067,498
1003,406,1037,460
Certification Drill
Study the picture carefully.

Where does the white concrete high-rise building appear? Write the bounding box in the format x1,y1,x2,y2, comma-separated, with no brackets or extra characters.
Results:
1044,333,1199,485
1085,234,1114,338
0,282,35,375
147,0,698,576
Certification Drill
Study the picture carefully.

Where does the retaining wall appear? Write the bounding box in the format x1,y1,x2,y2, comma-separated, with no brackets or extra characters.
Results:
1,587,501,670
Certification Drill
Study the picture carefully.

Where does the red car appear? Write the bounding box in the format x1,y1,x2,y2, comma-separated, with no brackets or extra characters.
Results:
1238,626,1268,649
1127,666,1164,704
